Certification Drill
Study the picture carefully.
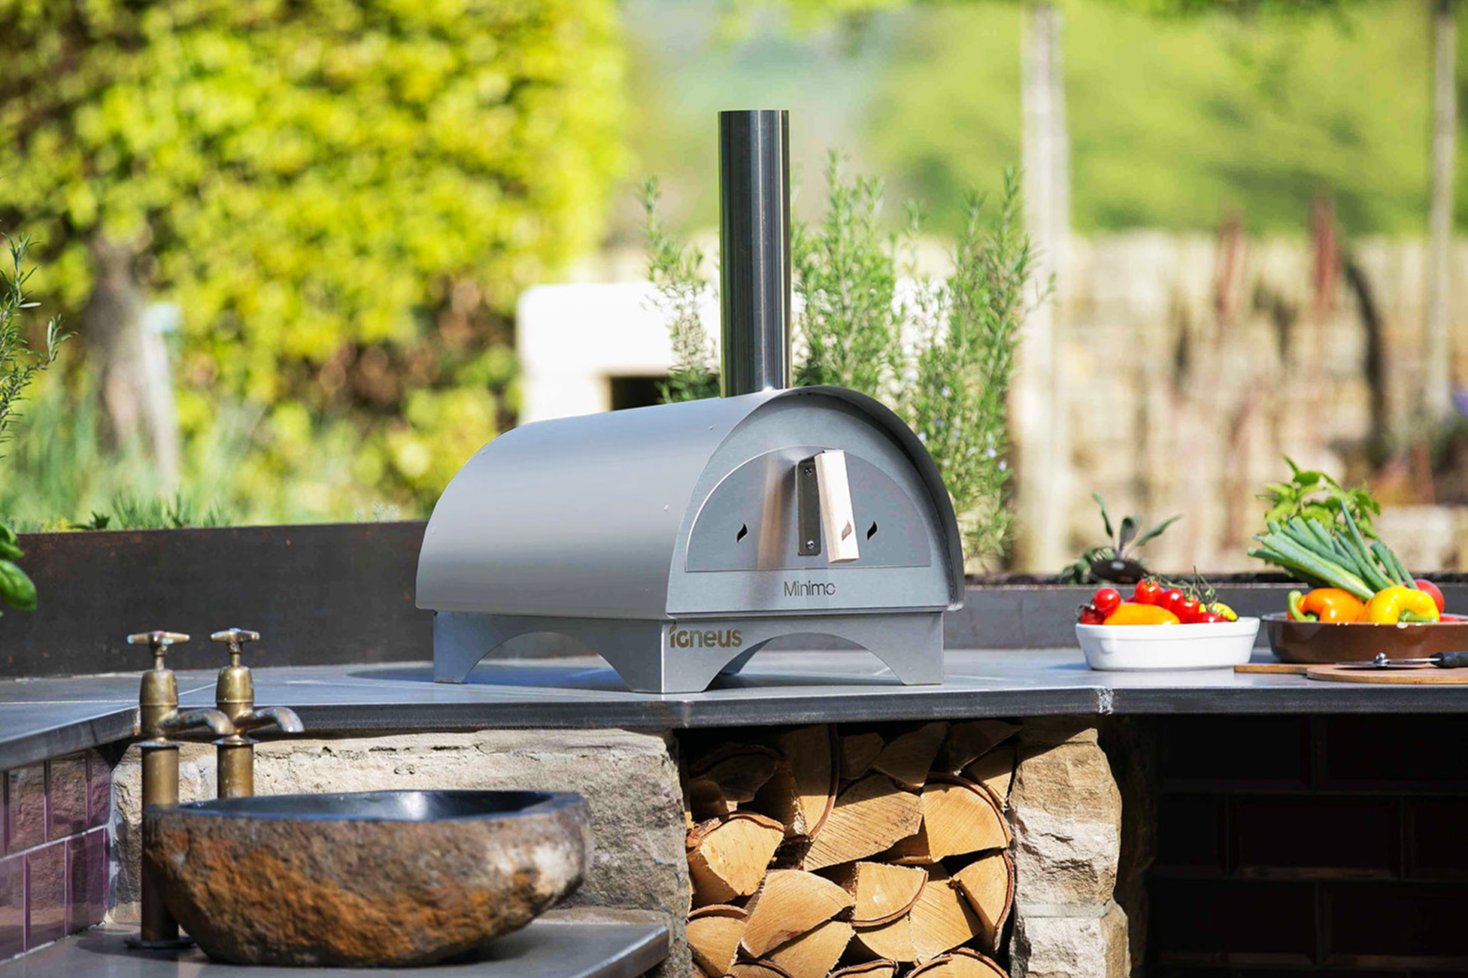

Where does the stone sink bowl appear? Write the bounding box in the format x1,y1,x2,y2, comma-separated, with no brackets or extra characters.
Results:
143,789,590,967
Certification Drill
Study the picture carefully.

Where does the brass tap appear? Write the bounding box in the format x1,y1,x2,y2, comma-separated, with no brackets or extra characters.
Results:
212,628,303,799
126,630,234,951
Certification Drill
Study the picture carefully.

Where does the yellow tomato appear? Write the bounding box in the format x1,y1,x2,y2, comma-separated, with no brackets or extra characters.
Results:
1103,602,1181,625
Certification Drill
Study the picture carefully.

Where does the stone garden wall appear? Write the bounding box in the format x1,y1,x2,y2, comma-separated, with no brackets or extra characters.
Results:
1057,234,1468,576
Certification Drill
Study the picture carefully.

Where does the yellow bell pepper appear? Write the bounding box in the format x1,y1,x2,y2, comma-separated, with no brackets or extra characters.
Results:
1103,602,1180,625
1362,586,1440,624
1207,601,1238,622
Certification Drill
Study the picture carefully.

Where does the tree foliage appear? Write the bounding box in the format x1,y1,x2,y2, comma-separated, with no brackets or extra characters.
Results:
629,0,1440,237
867,0,1434,235
0,0,627,516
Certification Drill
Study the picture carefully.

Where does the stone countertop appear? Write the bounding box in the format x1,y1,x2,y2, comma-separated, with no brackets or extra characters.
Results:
4,649,1468,769
0,910,669,978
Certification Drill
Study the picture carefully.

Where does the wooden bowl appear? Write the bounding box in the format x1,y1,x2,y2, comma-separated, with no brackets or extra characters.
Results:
1262,612,1468,663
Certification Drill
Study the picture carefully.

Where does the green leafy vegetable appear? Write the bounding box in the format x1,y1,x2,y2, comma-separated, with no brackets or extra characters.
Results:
1261,456,1381,537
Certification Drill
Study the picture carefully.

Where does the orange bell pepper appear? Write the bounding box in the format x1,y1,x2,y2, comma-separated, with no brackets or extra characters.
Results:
1362,586,1440,624
1103,602,1180,625
1290,588,1366,623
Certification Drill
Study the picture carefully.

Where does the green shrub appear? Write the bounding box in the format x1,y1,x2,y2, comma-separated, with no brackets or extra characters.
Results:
645,157,1041,566
0,236,66,609
0,0,627,518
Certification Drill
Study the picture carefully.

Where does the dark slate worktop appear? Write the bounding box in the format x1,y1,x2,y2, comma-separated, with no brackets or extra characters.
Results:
0,910,668,978
3,649,1468,770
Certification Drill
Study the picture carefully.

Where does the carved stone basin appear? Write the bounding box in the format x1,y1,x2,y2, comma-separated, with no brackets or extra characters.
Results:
143,789,590,967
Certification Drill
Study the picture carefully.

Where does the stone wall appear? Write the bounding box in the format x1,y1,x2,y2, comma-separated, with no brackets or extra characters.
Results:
1007,719,1130,978
111,729,692,978
1058,234,1468,575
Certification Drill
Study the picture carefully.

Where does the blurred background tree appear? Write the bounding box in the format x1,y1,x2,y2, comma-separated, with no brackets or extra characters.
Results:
0,0,626,526
625,0,1445,237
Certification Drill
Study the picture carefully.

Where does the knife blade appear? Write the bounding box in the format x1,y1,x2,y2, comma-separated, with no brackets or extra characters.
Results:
1336,652,1468,670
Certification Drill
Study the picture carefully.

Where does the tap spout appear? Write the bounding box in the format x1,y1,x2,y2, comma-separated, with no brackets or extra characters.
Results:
237,705,304,735
159,708,235,739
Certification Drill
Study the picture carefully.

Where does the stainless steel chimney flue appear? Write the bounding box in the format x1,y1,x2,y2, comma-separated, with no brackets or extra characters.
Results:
719,109,791,396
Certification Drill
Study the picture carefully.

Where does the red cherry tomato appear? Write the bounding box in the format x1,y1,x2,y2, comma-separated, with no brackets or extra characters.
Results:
1198,611,1227,624
1133,579,1162,605
1177,596,1202,622
1092,588,1123,617
1414,578,1446,614
1158,588,1185,615
1078,604,1106,625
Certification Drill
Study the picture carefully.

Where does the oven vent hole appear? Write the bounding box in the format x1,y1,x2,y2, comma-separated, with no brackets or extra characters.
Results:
866,521,879,540
736,523,749,543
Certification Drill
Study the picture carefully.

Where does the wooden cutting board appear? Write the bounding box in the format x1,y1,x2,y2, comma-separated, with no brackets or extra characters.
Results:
1306,665,1468,684
1235,663,1310,675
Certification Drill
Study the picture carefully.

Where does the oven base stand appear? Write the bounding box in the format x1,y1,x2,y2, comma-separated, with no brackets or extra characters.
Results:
432,610,945,693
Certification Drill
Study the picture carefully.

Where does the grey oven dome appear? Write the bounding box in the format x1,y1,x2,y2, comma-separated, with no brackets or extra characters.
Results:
417,385,965,693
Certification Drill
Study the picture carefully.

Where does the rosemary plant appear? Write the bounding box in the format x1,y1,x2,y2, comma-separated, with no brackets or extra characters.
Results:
644,160,1041,565
642,178,720,401
0,236,66,450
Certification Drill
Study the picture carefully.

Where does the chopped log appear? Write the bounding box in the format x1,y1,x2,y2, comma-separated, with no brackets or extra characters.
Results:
951,851,1015,952
917,776,1011,859
771,835,814,870
851,911,914,962
742,870,855,958
689,742,774,776
776,725,839,837
840,731,885,781
908,871,983,959
687,904,749,976
752,762,803,837
688,812,786,905
963,746,1016,810
766,918,854,978
938,720,1020,774
830,861,927,925
832,962,898,978
871,722,949,789
878,828,935,866
850,872,986,964
729,962,796,978
908,948,1007,977
803,775,922,870
689,746,781,819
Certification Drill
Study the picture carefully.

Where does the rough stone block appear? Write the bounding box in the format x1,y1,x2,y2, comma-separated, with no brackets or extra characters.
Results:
1009,730,1122,908
113,729,690,976
1010,901,1130,978
1017,717,1099,748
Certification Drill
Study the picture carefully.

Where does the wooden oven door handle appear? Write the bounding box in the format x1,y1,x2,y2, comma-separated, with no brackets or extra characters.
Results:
813,450,860,564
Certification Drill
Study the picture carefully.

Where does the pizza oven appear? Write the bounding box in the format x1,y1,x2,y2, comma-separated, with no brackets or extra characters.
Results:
417,110,964,692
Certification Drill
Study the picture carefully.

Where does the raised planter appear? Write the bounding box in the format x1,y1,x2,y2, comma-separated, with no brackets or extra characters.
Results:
4,522,1468,679
0,523,429,678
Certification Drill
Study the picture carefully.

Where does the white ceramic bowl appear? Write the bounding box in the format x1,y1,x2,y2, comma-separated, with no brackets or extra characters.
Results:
1076,617,1262,671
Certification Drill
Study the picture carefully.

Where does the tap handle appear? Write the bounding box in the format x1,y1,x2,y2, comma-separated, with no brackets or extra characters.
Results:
127,630,190,670
210,628,260,665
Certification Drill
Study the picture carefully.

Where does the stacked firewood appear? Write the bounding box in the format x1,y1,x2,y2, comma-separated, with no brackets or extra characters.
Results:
681,720,1019,978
